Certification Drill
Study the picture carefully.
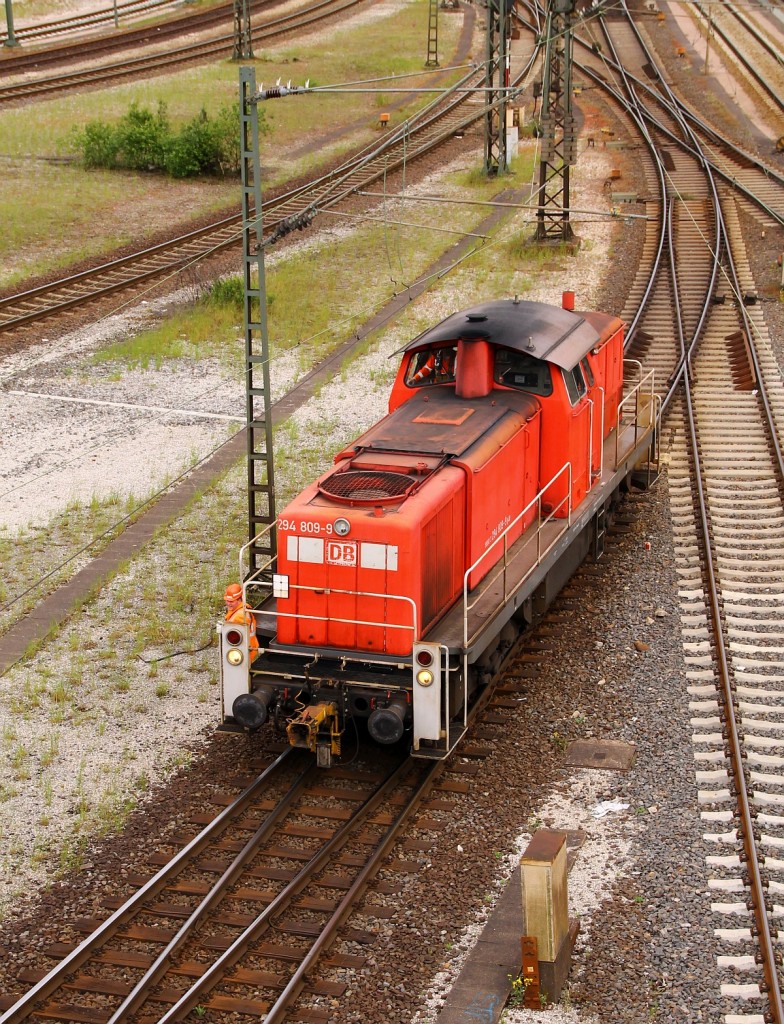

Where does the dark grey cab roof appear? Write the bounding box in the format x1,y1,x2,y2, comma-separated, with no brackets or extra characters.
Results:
398,298,616,371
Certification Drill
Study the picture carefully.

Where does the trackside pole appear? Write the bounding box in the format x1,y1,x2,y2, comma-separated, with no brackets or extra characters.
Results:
3,0,19,46
239,66,277,577
535,0,577,241
484,0,511,174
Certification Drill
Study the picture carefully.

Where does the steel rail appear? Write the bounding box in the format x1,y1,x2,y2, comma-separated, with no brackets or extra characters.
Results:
156,756,440,1021
0,0,179,44
0,0,363,103
695,0,784,113
0,747,301,1024
104,760,319,1021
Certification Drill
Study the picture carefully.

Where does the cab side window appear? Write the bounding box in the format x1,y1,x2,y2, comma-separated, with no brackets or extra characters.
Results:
580,356,595,387
494,349,553,396
405,346,457,387
563,364,587,405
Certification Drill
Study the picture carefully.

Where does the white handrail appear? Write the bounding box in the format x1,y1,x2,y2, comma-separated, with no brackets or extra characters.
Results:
623,358,643,383
616,368,656,462
238,521,277,584
271,585,418,638
462,462,573,646
588,397,594,488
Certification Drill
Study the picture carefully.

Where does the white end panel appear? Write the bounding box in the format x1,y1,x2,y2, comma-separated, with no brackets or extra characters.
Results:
412,642,442,748
219,621,250,719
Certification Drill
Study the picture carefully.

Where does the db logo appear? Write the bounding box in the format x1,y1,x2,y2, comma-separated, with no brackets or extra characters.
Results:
327,541,357,566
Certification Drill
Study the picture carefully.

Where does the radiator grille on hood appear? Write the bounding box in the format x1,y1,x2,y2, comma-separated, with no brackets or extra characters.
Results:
319,471,415,504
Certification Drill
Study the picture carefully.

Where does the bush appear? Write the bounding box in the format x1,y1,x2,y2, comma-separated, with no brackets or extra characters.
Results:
207,275,244,311
77,120,120,168
71,100,257,178
117,102,169,170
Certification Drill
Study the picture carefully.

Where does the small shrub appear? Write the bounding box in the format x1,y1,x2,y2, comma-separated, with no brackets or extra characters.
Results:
77,119,120,168
70,100,259,179
208,275,244,311
116,101,170,170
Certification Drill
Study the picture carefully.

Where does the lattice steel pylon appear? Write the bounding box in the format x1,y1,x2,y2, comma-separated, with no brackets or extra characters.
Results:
534,0,577,241
426,0,439,66
240,66,277,577
484,0,511,175
233,0,253,60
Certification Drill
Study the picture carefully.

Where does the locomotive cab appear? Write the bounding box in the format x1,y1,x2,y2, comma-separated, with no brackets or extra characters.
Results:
220,294,658,765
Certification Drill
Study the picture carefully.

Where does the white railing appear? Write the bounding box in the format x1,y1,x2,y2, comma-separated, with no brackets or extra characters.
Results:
595,386,606,480
272,585,418,640
616,367,657,465
239,526,275,587
623,358,644,383
462,463,573,647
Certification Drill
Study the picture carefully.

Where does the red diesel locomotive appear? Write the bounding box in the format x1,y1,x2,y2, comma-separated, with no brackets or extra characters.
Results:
218,294,659,765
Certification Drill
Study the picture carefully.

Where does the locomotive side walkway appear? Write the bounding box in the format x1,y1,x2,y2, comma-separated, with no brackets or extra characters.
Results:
0,194,522,676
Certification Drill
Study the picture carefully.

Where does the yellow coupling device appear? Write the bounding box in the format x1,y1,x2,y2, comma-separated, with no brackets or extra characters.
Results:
286,702,341,760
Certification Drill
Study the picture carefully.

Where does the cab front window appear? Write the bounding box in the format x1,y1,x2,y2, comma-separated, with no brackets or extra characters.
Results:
494,348,553,396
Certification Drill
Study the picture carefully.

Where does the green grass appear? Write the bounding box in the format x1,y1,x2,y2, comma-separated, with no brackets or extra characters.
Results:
0,0,463,287
0,160,238,287
0,474,213,640
0,492,131,634
88,179,500,372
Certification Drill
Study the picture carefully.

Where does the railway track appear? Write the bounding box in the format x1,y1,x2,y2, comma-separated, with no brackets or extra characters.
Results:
583,2,784,1017
0,0,284,74
0,0,364,103
0,747,455,1021
667,216,784,1019
0,18,516,340
0,0,186,46
692,0,784,121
